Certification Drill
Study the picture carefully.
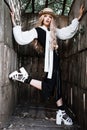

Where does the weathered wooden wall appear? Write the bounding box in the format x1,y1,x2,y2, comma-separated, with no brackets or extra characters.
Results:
61,0,87,130
0,0,18,127
1,0,87,129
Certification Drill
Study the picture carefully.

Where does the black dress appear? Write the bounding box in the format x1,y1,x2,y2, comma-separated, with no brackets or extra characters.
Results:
35,27,62,101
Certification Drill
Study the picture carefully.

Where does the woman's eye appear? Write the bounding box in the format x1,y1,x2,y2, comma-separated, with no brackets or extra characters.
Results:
44,14,47,17
49,16,52,19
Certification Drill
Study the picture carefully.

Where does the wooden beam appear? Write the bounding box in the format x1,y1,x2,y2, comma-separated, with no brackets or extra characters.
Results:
32,0,35,13
45,0,48,7
62,0,67,15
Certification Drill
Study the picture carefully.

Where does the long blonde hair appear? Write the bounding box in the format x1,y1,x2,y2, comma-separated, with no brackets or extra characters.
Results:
32,14,58,54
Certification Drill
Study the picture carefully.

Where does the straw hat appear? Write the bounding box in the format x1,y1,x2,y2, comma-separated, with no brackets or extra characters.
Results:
39,8,56,18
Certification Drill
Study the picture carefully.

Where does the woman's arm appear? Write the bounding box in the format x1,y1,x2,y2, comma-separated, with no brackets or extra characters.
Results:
13,26,38,45
56,5,84,40
56,18,79,40
10,11,38,45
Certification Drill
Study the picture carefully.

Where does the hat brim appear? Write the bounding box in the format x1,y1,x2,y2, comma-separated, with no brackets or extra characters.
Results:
39,11,57,18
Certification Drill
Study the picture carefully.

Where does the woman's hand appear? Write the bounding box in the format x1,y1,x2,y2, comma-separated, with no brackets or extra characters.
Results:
10,10,16,27
78,4,84,21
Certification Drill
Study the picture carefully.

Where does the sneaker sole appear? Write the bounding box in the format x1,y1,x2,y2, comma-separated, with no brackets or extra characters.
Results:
19,67,28,76
9,71,18,79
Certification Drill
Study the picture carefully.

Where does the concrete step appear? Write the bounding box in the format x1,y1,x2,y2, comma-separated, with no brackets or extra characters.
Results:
1,104,80,130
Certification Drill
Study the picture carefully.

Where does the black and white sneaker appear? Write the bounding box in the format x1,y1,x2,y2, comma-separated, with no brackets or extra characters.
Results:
9,67,31,83
56,110,73,125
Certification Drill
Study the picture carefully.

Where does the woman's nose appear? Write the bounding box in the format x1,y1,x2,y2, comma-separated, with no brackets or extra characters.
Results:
47,17,50,20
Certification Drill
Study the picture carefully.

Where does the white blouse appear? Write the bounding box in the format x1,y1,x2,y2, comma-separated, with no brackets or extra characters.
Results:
13,18,79,79
13,18,79,45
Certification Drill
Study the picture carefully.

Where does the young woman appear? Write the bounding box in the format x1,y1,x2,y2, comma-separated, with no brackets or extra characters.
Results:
9,6,84,125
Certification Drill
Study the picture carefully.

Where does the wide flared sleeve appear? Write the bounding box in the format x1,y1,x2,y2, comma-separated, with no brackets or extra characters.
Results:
56,18,79,40
13,26,38,45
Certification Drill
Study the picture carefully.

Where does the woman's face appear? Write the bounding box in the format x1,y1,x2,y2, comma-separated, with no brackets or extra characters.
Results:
43,14,53,27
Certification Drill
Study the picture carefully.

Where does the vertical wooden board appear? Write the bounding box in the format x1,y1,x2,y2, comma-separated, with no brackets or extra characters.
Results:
4,3,12,47
62,82,69,104
26,57,33,73
65,59,69,81
67,38,78,56
73,39,78,54
73,86,79,113
0,0,4,42
72,57,75,84
6,46,11,75
80,52,84,88
68,59,70,82
86,0,87,48
3,45,15,84
67,85,72,106
0,45,4,86
38,57,44,79
31,57,38,79
77,89,87,130
61,58,69,82
84,91,87,130
85,51,87,88
62,81,66,100
77,53,81,87
78,19,87,51
3,45,8,84
62,83,74,107
77,88,83,129
81,52,86,89
73,55,78,85
9,48,17,72
68,58,73,83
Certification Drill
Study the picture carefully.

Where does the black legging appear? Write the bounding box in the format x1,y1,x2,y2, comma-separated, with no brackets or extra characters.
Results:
42,51,62,101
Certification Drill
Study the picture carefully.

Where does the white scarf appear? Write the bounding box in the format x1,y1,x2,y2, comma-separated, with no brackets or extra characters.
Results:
40,26,53,79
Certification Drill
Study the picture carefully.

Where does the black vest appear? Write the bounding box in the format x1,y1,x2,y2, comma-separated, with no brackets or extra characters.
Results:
35,27,59,71
35,27,46,49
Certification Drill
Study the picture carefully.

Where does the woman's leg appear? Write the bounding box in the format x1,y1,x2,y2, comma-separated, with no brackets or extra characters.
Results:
30,79,42,90
56,98,63,107
56,98,73,125
9,67,43,90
